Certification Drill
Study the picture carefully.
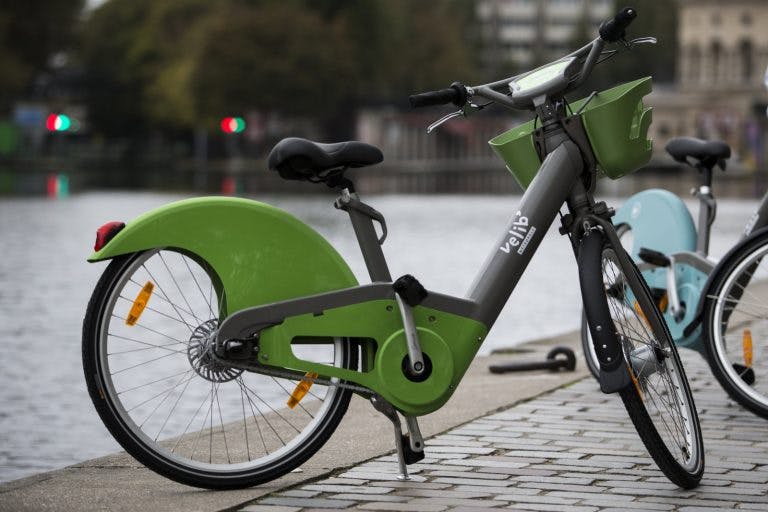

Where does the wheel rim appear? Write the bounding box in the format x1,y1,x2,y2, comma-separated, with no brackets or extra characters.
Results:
711,243,768,408
601,248,700,472
96,249,345,475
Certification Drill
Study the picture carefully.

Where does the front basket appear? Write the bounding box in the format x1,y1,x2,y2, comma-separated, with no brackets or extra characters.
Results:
489,77,653,189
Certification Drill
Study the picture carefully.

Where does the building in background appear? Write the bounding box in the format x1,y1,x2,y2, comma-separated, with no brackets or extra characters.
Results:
476,0,613,72
651,0,768,171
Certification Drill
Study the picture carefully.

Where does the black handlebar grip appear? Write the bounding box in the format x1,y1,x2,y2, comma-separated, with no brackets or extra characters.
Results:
409,82,468,108
599,6,637,42
409,88,458,108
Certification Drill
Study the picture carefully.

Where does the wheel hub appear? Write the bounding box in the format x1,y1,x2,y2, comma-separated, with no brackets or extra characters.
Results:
629,343,664,381
187,319,243,382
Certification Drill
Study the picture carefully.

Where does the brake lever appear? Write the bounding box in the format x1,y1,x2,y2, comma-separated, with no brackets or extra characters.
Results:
426,110,463,134
426,102,491,134
626,36,657,47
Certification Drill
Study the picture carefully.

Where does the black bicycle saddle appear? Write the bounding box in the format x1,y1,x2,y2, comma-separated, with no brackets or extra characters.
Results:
665,137,731,169
268,137,383,182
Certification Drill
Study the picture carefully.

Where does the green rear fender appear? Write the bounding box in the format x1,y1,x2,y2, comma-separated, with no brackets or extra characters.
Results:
89,197,358,316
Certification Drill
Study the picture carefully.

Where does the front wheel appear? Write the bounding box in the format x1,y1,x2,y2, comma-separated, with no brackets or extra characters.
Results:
702,229,768,419
580,229,704,489
83,250,357,489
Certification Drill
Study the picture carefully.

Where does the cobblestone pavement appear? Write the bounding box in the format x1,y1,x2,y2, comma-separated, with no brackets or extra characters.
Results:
238,350,768,512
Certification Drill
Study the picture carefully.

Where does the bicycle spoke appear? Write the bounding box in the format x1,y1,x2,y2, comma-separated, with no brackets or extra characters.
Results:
240,385,252,461
111,349,179,376
214,384,232,464
129,277,198,320
119,369,193,395
181,254,216,319
155,372,196,441
237,378,293,445
107,332,187,355
142,263,197,331
128,371,196,416
111,313,188,345
158,252,202,323
118,294,199,327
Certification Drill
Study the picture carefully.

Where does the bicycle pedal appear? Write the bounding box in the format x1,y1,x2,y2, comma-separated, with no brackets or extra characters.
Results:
401,434,425,465
393,275,428,306
638,247,670,267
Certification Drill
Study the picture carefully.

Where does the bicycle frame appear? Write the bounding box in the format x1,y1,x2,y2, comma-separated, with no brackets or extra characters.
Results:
214,132,596,416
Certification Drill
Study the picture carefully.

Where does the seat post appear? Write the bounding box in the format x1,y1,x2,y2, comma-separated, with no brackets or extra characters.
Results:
335,188,392,282
694,163,716,256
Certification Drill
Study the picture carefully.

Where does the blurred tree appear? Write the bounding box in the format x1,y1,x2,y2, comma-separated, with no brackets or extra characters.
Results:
79,0,477,139
79,0,213,137
0,0,85,113
79,0,156,138
190,1,354,126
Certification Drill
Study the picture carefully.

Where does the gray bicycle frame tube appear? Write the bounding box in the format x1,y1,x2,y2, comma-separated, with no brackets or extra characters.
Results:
338,136,584,331
337,127,586,333
744,191,768,238
466,139,584,328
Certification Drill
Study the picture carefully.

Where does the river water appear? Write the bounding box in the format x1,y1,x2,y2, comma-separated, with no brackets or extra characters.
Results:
0,191,758,482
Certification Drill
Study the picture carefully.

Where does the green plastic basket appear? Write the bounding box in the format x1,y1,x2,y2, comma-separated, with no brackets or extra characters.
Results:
488,77,653,189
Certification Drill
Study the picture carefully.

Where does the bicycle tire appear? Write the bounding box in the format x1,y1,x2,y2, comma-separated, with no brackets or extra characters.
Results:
83,250,357,489
702,228,768,419
579,228,704,489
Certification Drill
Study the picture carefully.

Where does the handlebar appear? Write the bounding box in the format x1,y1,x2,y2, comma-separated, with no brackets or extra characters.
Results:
409,82,468,108
599,7,637,42
409,6,638,112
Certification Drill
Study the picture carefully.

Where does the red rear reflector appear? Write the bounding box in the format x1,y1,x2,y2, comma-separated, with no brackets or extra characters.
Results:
94,221,126,251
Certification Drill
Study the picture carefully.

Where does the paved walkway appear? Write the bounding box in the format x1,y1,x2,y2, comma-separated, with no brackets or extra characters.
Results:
239,350,768,512
0,334,589,512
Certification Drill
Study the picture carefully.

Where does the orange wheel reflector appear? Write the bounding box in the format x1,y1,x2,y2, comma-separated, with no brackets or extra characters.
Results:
126,281,154,326
287,372,319,409
658,293,668,313
633,300,651,328
743,329,753,368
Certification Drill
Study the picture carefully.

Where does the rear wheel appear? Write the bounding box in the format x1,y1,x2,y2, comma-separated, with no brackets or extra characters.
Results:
703,229,768,419
83,250,357,489
580,229,704,489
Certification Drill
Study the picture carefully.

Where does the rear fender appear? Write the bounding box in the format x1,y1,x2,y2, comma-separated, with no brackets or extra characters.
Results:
88,197,358,317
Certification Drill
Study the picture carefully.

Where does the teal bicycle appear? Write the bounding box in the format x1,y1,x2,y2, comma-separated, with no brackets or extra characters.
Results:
83,8,704,490
580,134,768,420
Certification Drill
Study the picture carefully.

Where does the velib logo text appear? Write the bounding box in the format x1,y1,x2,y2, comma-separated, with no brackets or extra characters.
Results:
500,211,537,255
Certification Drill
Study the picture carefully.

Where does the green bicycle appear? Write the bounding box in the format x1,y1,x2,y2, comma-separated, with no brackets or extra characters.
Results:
83,8,704,490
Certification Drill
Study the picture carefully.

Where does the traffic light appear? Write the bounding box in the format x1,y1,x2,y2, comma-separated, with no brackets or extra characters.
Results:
220,116,246,134
46,114,72,132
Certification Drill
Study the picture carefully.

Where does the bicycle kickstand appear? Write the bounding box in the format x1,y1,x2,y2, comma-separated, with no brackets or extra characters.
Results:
370,394,425,480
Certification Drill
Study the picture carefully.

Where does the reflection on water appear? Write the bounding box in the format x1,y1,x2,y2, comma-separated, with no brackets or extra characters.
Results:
0,191,757,482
